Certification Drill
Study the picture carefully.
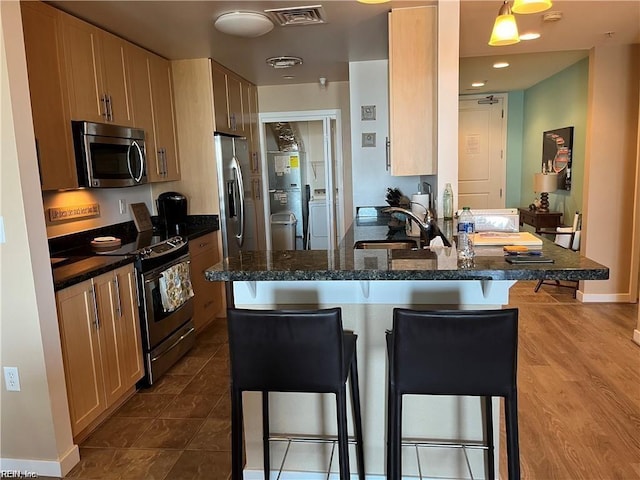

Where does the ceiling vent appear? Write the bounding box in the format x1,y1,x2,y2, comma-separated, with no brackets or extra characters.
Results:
264,5,327,26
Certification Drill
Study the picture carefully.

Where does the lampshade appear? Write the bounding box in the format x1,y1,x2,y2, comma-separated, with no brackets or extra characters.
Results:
512,0,552,14
534,172,558,193
488,2,520,46
214,12,274,38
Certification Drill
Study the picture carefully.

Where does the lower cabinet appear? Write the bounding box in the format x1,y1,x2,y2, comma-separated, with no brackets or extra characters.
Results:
189,232,224,331
56,264,143,437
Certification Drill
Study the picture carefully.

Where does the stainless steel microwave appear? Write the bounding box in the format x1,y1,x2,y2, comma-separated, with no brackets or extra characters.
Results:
72,121,147,188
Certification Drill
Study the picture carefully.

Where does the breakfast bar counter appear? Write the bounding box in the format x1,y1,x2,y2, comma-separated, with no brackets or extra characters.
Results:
205,215,608,479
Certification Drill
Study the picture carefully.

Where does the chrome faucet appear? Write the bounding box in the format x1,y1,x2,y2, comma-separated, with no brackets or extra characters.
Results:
383,205,452,248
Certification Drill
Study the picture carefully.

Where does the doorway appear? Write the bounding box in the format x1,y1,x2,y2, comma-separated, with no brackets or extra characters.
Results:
259,110,344,251
458,94,507,209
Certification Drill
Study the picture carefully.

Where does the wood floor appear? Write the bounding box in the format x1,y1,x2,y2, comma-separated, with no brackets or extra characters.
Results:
502,281,640,480
40,280,639,479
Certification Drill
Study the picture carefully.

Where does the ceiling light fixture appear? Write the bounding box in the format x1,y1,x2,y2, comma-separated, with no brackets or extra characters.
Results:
493,61,510,68
519,32,541,40
512,0,552,14
357,0,391,4
472,81,486,87
488,1,520,46
266,56,303,69
214,11,274,38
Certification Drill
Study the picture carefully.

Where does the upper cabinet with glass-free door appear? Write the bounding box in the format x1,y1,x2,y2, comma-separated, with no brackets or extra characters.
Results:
211,61,249,136
388,6,437,176
60,10,133,126
20,1,77,190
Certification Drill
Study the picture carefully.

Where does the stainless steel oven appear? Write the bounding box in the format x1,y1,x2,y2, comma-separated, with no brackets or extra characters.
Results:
136,239,195,385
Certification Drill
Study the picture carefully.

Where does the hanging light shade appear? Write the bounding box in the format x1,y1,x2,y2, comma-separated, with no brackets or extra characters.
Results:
488,2,520,46
512,0,552,14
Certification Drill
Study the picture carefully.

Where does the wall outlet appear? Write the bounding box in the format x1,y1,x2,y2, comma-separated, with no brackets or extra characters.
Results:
4,366,21,391
118,199,126,215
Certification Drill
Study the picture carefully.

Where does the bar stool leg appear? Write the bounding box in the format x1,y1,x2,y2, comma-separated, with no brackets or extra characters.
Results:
262,392,270,480
231,388,244,480
349,349,366,480
387,392,402,480
505,394,521,480
483,396,495,480
336,387,351,480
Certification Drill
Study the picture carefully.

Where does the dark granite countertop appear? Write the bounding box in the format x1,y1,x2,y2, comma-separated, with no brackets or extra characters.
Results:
205,208,609,282
51,215,218,291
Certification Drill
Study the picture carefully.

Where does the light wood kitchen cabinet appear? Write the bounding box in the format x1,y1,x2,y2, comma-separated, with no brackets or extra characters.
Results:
211,61,248,135
388,6,437,176
148,54,180,181
189,232,224,331
127,45,180,183
56,264,143,437
20,1,77,190
60,11,133,126
246,83,260,174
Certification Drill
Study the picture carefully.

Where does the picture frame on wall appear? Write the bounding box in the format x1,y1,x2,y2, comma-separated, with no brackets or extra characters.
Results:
542,126,574,191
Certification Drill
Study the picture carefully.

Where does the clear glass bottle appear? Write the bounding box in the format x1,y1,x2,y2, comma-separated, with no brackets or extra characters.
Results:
457,207,475,267
443,183,454,220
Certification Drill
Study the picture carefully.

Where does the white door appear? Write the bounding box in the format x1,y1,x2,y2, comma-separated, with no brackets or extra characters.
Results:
458,95,506,209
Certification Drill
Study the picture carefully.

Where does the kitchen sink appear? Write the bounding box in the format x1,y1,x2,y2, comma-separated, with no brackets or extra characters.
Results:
353,239,418,250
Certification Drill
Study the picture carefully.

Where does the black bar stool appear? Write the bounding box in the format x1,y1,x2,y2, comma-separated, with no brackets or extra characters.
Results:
386,308,520,480
227,307,365,480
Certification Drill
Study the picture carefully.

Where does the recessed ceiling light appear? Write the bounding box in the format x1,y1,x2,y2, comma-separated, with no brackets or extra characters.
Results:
493,61,510,69
472,81,486,87
214,12,274,37
266,56,303,69
520,32,541,41
283,75,295,80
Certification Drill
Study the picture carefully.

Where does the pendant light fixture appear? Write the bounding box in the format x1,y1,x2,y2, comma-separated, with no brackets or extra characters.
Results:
512,0,552,14
488,1,520,46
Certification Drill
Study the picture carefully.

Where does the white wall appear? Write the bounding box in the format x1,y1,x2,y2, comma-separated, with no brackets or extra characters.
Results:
582,44,640,302
1,2,78,475
349,60,422,212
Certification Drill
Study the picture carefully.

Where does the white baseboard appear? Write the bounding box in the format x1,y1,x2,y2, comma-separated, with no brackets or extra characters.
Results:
633,329,640,346
0,444,79,478
577,291,633,303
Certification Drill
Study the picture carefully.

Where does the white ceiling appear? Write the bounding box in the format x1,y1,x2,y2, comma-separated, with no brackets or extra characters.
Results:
49,0,640,93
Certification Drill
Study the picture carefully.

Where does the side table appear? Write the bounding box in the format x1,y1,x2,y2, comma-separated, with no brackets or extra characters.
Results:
518,208,562,233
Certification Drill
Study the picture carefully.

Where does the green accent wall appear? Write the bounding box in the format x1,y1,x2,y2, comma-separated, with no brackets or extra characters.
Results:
506,91,524,208
520,57,589,221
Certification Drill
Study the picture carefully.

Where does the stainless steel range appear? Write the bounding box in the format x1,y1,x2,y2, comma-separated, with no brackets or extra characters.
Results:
99,234,195,385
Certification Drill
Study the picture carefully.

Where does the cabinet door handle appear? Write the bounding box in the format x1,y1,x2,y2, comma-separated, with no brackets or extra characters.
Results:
385,137,391,171
100,95,109,120
91,286,100,329
107,95,114,122
113,276,122,317
163,148,168,175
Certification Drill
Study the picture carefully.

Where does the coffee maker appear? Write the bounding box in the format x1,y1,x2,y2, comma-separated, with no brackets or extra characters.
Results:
157,192,187,235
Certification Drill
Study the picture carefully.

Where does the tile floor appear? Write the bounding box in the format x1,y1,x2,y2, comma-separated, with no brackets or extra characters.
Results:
62,317,233,480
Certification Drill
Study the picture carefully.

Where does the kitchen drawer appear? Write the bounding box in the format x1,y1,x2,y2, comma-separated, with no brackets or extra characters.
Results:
189,231,218,258
189,233,223,331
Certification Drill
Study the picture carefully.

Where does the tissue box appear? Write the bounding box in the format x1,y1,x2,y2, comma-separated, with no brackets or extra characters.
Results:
461,208,519,232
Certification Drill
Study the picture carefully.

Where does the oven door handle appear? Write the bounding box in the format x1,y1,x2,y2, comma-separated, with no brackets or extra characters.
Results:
142,257,191,283
150,326,195,363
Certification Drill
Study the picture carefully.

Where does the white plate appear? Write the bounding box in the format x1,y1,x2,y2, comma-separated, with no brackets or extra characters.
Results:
93,236,117,242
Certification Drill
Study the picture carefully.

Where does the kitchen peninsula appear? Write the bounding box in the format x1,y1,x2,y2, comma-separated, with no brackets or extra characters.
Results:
205,212,608,478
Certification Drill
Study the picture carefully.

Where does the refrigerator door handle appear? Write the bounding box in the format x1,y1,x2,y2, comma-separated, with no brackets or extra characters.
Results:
232,155,245,246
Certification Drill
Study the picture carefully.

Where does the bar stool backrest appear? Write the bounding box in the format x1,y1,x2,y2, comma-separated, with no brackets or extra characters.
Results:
228,307,345,393
391,308,519,396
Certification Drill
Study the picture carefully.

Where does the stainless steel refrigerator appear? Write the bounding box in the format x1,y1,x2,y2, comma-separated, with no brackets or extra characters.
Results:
215,134,258,258
267,151,310,249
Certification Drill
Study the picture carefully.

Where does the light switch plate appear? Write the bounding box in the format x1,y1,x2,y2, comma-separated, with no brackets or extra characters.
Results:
361,105,376,121
362,132,376,148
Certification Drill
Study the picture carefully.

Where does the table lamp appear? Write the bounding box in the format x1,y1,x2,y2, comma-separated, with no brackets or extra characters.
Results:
534,172,558,212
